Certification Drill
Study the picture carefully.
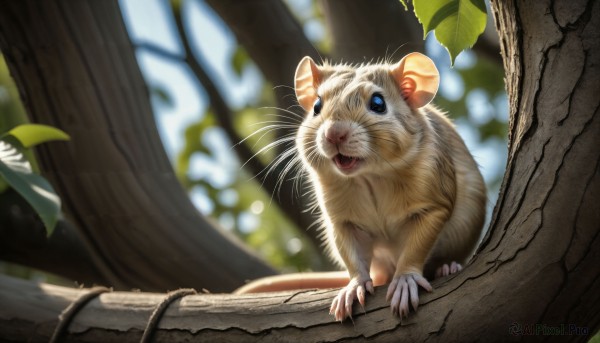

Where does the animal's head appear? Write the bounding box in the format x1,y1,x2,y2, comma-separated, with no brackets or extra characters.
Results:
294,53,439,177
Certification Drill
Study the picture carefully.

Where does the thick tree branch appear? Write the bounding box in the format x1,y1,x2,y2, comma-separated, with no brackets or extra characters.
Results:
0,0,275,292
0,189,106,285
321,0,500,65
205,0,319,89
169,4,266,182
321,0,424,62
0,272,512,342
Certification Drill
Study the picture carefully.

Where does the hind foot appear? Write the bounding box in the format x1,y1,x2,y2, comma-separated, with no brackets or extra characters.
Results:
435,261,462,278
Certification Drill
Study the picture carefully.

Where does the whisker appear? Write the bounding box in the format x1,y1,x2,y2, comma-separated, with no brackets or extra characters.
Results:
277,154,304,199
263,147,300,202
260,106,305,120
240,136,295,169
273,84,296,91
261,113,304,125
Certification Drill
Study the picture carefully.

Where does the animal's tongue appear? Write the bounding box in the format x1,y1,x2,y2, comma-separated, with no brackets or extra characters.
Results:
334,154,357,169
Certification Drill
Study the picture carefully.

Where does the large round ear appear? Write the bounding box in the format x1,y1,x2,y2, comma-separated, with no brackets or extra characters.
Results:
294,56,321,112
390,52,439,109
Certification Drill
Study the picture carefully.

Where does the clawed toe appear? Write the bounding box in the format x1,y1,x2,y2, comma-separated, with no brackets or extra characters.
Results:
435,261,463,278
330,278,373,322
386,273,432,318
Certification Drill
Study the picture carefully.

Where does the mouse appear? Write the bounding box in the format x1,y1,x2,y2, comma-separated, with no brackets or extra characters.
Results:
236,52,486,322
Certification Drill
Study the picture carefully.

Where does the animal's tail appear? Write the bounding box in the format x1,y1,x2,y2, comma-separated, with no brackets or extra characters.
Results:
233,271,350,294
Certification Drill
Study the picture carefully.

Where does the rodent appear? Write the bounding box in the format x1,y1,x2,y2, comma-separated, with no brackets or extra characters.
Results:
236,52,486,321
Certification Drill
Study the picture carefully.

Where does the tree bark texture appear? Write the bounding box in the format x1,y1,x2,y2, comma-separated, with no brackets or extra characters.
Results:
0,189,106,285
0,0,599,341
0,0,275,292
320,0,424,62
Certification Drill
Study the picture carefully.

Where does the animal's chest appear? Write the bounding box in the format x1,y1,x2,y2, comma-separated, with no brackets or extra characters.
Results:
323,177,414,238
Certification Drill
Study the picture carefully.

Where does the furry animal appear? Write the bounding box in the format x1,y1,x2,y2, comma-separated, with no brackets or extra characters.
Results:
236,53,486,322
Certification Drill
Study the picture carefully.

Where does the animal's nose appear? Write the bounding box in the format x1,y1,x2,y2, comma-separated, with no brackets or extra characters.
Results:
325,125,349,144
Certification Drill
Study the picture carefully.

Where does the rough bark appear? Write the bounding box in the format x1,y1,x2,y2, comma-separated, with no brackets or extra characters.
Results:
1,0,599,341
321,0,501,65
0,0,275,292
321,0,424,62
0,189,106,285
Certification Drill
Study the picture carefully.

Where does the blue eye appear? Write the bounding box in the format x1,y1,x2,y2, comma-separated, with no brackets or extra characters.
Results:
313,97,322,116
369,93,386,114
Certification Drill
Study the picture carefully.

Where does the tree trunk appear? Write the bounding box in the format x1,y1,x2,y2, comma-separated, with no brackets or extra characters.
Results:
0,189,106,285
0,0,275,292
0,0,599,341
321,0,424,62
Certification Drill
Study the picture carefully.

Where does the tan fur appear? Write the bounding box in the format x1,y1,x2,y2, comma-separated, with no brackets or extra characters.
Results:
236,54,486,319
295,59,486,284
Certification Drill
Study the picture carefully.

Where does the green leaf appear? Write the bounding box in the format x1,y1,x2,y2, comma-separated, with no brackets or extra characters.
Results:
5,124,70,148
0,138,61,234
413,0,487,64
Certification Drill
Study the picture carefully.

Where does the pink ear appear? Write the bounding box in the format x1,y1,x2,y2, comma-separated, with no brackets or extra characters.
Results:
390,52,439,109
294,56,321,112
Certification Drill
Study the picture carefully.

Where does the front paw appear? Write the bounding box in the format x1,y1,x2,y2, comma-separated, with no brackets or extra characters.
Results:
386,273,432,318
330,277,374,321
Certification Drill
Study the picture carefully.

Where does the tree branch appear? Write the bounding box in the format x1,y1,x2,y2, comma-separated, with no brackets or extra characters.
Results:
170,4,267,182
0,189,106,285
0,272,510,342
321,0,424,62
133,40,266,180
0,0,275,292
205,0,320,89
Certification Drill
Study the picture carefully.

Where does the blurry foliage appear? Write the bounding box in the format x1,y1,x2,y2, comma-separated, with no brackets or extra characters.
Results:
0,54,31,192
437,54,507,139
283,0,331,53
0,261,73,287
175,86,320,271
0,55,69,238
167,1,507,272
0,55,28,134
439,52,508,192
231,46,250,77
177,111,216,184
0,1,508,274
0,55,71,280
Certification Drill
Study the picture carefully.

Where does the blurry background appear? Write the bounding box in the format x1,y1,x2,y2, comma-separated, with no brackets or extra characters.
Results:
0,0,507,281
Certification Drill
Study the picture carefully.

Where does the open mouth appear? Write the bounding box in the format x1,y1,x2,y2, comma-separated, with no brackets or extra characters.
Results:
333,154,361,171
